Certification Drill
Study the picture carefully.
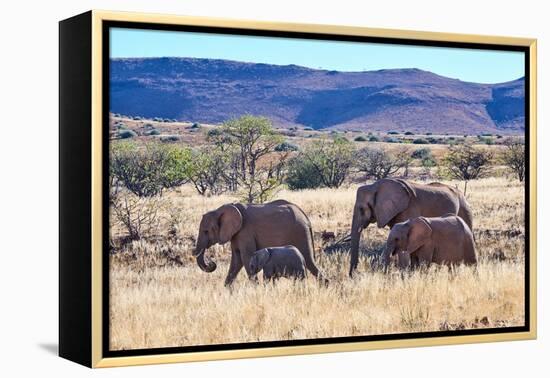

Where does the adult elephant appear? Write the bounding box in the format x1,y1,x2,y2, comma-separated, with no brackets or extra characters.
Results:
349,178,473,277
193,200,326,286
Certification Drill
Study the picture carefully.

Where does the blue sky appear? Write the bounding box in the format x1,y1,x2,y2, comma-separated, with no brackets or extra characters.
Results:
110,27,524,84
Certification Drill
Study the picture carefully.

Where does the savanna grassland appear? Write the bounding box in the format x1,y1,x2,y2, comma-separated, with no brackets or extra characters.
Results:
109,175,525,350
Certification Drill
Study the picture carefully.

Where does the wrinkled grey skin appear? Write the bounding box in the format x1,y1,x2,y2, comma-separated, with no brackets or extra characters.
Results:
249,246,307,281
193,200,327,286
349,178,473,277
383,215,477,270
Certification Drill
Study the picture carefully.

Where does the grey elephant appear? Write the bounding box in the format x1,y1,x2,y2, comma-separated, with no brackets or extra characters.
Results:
383,214,477,270
349,178,473,277
193,200,327,286
249,246,307,281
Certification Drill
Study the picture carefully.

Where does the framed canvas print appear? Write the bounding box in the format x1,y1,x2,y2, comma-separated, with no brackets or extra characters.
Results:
59,10,537,368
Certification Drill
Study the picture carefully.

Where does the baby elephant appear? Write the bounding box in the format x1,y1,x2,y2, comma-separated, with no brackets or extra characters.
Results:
249,245,307,281
383,214,476,270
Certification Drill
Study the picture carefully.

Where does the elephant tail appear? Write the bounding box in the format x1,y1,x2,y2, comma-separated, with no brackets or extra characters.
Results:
457,192,474,233
309,225,316,260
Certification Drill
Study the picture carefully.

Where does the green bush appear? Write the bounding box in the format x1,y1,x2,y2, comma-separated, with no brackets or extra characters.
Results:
275,141,299,152
160,135,180,142
144,129,160,136
303,127,314,131
413,138,429,144
427,137,438,144
110,142,192,197
404,131,414,135
411,148,432,160
354,136,368,142
387,131,399,135
369,135,380,142
190,122,201,129
117,129,137,139
384,137,400,143
286,157,324,190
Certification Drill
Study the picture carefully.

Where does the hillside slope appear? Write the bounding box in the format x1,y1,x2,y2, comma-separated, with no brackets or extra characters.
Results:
110,57,524,134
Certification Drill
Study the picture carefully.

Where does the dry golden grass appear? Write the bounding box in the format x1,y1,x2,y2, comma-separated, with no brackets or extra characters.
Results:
109,177,525,350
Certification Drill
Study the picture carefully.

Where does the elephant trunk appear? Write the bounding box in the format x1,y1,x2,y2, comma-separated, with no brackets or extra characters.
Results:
195,248,217,273
349,210,363,278
382,241,395,273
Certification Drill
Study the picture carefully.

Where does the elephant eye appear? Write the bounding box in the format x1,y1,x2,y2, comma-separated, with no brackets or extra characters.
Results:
359,207,365,216
203,230,208,234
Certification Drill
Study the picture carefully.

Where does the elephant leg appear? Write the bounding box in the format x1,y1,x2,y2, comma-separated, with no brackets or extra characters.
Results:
238,240,258,282
224,250,243,287
397,252,411,270
415,246,434,269
295,233,325,282
263,271,273,283
410,253,420,270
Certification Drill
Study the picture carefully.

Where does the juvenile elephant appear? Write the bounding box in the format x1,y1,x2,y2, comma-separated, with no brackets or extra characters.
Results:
383,215,477,269
249,246,307,281
193,200,326,286
349,178,473,277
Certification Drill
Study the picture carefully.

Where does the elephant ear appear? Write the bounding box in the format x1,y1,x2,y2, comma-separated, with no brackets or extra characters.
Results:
217,204,243,244
374,179,416,228
406,217,432,253
256,248,271,268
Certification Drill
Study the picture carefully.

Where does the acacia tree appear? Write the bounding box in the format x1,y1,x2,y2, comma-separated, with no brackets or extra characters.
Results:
214,115,287,203
302,137,355,188
221,115,283,180
240,151,290,203
501,140,525,182
355,146,411,180
443,143,493,195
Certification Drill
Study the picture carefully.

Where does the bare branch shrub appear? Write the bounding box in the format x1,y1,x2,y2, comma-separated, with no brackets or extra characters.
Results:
355,146,411,180
111,190,163,241
443,143,493,195
501,139,525,182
